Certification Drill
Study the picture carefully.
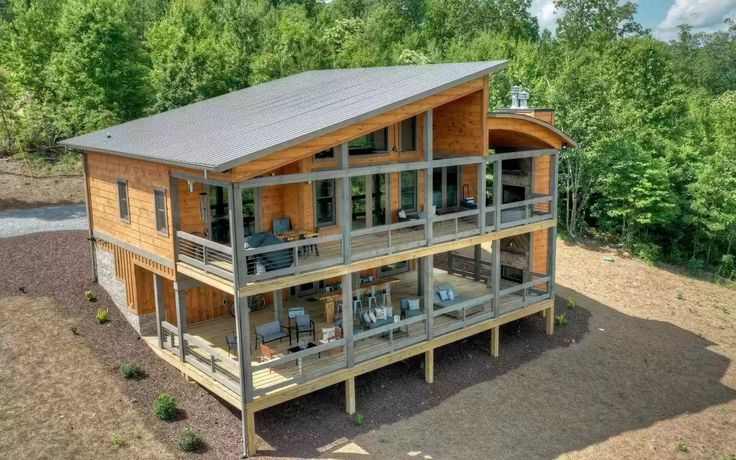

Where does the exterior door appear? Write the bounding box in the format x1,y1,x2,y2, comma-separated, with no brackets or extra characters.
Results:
351,173,388,229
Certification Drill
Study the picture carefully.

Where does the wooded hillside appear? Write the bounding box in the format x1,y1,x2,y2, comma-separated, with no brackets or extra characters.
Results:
0,0,734,279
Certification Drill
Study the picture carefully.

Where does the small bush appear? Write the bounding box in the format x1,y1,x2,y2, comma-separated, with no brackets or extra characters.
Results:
120,362,143,380
354,413,365,426
567,296,576,310
111,434,124,447
634,242,660,265
687,258,705,275
554,313,567,326
96,308,109,324
178,427,203,452
153,393,177,421
84,290,96,301
676,292,684,300
675,440,688,453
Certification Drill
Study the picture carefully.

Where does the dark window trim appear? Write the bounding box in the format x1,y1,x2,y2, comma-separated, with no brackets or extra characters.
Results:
399,116,417,152
154,187,168,236
313,179,336,228
116,178,130,223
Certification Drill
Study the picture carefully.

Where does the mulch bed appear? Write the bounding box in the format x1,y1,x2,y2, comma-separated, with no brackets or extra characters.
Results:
0,231,587,458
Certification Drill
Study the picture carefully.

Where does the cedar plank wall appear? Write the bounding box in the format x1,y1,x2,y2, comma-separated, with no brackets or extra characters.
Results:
87,152,175,260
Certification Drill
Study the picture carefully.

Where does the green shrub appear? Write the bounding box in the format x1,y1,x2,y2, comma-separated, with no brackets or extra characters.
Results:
554,313,567,326
153,393,177,421
354,413,365,426
676,291,684,300
96,308,109,324
111,434,124,447
688,258,705,275
634,242,660,265
675,440,688,453
120,362,143,380
84,290,96,301
566,296,576,310
178,427,203,452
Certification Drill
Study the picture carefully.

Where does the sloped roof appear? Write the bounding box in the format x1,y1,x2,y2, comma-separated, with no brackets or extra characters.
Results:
59,61,507,171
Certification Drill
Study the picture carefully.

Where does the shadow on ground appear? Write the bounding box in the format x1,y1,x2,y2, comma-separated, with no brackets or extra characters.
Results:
254,287,735,459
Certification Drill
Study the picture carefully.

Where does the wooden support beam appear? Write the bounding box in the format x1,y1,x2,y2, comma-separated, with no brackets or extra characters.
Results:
245,407,256,457
424,349,434,383
490,326,500,357
153,273,166,349
274,289,283,322
341,273,354,367
173,283,187,362
345,377,356,415
473,244,482,281
422,254,434,341
546,305,555,336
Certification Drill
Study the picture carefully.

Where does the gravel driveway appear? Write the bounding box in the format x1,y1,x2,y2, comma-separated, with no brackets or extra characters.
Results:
0,204,88,238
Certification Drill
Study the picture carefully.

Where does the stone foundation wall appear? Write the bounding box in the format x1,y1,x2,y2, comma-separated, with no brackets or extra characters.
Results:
95,246,157,336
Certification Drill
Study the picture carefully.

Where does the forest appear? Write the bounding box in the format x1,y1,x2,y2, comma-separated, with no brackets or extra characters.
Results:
0,0,734,280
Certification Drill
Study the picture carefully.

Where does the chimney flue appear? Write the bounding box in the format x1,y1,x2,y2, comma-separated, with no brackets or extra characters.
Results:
510,85,520,109
518,90,529,109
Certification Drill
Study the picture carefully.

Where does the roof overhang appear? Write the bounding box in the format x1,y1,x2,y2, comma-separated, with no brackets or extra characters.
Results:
487,112,577,149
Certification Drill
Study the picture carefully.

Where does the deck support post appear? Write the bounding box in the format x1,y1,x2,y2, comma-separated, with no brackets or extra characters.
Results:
490,326,500,357
473,245,482,281
424,348,434,383
243,407,256,458
345,377,356,415
173,282,187,362
341,273,354,367
274,289,283,322
422,254,434,341
546,305,555,335
423,109,433,245
491,239,501,317
339,143,351,264
153,273,166,349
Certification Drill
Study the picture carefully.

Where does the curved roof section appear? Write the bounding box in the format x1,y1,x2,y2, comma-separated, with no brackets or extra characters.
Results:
60,61,507,171
487,112,577,150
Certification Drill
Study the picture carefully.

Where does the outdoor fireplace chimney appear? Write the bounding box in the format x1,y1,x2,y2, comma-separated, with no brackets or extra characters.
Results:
518,90,529,109
510,85,520,109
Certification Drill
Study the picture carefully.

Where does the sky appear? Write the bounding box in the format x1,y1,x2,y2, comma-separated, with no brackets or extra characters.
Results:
529,0,736,41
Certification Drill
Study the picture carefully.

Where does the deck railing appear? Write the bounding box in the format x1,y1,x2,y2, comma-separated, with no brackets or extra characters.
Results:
432,294,494,337
496,275,551,315
176,231,234,281
242,233,343,282
353,315,428,363
433,209,481,243
182,333,242,394
350,219,427,261
161,320,180,354
498,195,554,230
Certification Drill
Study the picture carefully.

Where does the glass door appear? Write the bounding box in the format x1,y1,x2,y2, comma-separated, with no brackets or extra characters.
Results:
351,176,367,230
371,174,387,226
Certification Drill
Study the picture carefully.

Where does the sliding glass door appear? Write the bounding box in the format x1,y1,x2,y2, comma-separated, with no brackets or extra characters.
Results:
351,173,388,229
432,166,460,211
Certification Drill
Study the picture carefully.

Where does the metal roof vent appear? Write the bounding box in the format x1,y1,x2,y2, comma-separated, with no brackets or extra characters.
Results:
510,85,520,109
518,90,529,109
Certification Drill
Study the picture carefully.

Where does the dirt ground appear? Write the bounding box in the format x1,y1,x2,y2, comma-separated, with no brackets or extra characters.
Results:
0,158,84,210
1,230,735,459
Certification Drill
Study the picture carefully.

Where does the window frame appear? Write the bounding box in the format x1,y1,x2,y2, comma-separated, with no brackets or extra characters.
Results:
399,170,418,212
348,127,390,156
399,116,417,152
116,179,130,223
313,179,337,228
153,187,168,236
314,147,335,162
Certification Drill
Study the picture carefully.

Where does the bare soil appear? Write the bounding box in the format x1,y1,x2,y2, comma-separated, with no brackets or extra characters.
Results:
0,158,84,210
1,230,735,459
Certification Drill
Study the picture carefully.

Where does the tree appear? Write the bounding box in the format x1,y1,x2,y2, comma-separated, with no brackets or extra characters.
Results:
555,0,643,45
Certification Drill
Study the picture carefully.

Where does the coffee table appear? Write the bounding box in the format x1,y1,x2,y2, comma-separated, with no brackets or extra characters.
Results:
288,342,318,373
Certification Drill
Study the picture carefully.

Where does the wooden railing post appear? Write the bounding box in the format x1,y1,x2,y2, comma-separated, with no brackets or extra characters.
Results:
341,273,354,367
173,282,187,362
423,109,433,245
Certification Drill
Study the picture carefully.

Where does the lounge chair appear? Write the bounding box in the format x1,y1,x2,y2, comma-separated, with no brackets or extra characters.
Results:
295,314,315,341
259,343,285,374
400,296,423,319
433,283,483,319
254,320,291,349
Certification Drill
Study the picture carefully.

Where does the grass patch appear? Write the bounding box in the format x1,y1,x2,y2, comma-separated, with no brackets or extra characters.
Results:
153,393,177,421
111,434,124,448
676,291,684,300
96,308,108,324
120,362,144,380
554,313,567,326
567,296,576,310
675,440,688,453
84,290,96,302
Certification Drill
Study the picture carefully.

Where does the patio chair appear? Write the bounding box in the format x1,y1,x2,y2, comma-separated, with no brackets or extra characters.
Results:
225,334,237,356
272,217,292,234
295,314,316,342
259,343,285,374
254,319,291,350
400,296,423,319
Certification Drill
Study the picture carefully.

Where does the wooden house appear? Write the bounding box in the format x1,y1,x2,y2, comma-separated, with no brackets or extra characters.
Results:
60,62,575,457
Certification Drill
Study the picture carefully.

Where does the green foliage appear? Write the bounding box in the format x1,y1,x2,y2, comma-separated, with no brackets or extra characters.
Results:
84,290,95,301
633,242,661,265
120,362,144,380
554,313,567,326
178,427,203,452
675,440,688,453
566,296,575,310
676,292,684,300
354,412,365,426
96,307,108,324
153,393,177,421
111,433,124,447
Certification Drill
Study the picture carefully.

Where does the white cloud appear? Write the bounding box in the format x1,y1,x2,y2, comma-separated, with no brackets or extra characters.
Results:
656,0,736,40
530,0,564,34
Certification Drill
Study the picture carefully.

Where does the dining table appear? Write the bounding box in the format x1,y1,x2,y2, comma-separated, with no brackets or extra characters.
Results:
315,276,401,323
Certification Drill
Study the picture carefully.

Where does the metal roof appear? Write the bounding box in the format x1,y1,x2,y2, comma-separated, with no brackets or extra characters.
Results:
59,61,507,171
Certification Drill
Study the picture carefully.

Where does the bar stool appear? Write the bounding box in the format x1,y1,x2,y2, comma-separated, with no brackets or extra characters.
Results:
380,283,392,306
366,285,379,309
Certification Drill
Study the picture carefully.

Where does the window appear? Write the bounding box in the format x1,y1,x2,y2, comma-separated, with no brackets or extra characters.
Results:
154,188,168,235
315,148,334,160
432,166,460,210
349,128,388,155
117,179,129,222
314,179,336,227
399,117,416,152
400,170,417,212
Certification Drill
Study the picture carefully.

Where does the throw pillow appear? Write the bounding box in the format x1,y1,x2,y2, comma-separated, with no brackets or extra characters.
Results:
439,289,450,301
408,298,420,310
447,288,455,300
398,209,407,219
368,311,377,323
361,312,370,324
322,327,335,340
375,307,387,321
